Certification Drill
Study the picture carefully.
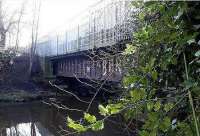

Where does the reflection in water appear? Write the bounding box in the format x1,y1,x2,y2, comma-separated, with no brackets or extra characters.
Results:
6,122,51,136
0,102,58,136
0,100,125,136
4,122,56,136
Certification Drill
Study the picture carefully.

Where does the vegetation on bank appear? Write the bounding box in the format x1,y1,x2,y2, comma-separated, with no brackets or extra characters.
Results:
0,49,57,102
0,90,58,102
0,49,15,83
0,91,41,102
67,1,200,135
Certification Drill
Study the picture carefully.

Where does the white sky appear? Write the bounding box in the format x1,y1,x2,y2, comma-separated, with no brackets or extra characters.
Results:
3,0,98,47
39,0,98,36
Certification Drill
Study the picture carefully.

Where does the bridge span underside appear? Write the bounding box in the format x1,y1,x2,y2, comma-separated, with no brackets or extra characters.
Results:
37,0,135,82
50,47,123,82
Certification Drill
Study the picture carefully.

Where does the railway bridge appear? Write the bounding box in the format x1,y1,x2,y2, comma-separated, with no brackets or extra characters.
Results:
36,0,135,83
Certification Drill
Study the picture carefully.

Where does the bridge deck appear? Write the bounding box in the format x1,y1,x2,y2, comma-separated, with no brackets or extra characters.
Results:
36,0,135,82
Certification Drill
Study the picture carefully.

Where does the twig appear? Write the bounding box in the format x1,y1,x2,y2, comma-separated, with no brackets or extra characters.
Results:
49,81,90,104
183,53,200,136
85,70,115,112
50,102,84,112
86,79,107,112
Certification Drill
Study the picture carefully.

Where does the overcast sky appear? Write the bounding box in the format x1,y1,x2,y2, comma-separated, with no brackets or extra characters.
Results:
40,0,98,36
3,0,98,47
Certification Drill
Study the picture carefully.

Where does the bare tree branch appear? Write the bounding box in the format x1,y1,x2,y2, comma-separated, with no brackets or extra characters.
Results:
49,81,90,104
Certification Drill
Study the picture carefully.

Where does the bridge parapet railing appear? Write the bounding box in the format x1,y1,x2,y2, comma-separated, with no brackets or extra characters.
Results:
36,0,134,57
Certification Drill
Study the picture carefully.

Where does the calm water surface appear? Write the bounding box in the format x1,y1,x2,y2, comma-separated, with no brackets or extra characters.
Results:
0,98,125,136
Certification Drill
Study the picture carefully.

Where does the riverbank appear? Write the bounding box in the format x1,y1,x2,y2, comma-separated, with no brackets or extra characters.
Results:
0,89,57,102
0,76,58,103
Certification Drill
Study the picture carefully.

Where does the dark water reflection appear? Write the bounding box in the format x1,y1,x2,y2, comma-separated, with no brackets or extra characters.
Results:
0,99,125,136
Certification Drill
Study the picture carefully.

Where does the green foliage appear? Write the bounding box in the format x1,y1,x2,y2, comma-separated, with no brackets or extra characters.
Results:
154,101,161,112
67,114,104,133
195,50,200,57
123,44,136,55
84,113,96,123
159,117,171,132
147,101,154,111
130,89,146,102
176,122,194,135
164,103,174,112
99,103,123,116
106,103,124,115
67,1,200,135
98,104,109,116
67,117,88,132
91,121,104,131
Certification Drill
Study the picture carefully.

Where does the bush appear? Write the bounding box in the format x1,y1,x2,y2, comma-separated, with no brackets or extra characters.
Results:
67,2,200,135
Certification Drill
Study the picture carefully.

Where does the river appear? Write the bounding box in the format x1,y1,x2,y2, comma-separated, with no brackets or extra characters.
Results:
0,97,126,136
